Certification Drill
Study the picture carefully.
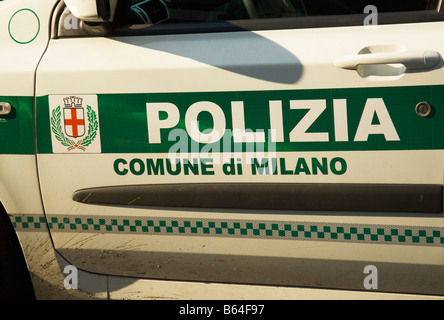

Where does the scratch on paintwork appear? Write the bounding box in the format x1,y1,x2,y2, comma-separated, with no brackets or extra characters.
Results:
127,195,142,205
115,239,146,250
126,291,179,299
65,233,101,248
58,233,83,248
82,193,93,202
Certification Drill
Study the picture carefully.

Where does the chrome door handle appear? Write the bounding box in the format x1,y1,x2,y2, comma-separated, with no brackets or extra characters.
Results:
334,50,441,70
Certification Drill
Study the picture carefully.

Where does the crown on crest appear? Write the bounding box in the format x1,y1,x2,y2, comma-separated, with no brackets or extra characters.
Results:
63,96,83,108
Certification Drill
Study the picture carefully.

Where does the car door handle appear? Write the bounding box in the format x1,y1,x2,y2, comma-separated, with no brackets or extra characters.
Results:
334,50,441,70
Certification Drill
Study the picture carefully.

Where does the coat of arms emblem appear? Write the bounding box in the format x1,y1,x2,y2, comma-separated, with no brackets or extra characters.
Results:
50,95,100,152
63,96,85,138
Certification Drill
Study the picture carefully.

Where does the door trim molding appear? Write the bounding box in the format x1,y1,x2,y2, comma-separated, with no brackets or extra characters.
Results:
72,183,443,213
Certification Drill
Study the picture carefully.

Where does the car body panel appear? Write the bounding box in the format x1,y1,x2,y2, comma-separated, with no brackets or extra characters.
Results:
0,0,443,299
34,17,444,295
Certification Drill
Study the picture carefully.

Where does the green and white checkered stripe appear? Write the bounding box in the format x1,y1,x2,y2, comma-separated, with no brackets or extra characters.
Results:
11,215,47,229
11,214,444,247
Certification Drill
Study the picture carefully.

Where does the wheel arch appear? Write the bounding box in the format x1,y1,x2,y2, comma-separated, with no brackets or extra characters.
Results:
0,201,36,299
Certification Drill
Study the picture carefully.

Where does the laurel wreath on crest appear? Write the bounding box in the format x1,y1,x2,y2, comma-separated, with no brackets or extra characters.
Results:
51,105,99,151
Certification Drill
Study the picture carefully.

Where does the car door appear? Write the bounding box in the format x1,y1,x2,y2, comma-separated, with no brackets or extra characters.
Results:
35,0,444,296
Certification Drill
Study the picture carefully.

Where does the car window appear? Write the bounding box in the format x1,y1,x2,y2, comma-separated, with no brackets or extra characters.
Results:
57,0,443,38
113,0,439,25
299,0,434,15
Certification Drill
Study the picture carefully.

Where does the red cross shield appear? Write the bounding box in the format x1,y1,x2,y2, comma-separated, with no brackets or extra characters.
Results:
63,107,85,138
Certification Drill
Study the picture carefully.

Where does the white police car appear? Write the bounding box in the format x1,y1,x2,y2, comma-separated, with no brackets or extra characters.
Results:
1,0,444,300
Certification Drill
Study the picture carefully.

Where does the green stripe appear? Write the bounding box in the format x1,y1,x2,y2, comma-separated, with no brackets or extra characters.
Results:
0,96,34,154
11,214,444,247
36,85,444,154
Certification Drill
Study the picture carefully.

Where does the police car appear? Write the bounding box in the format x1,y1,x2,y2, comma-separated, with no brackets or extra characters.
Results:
1,0,444,300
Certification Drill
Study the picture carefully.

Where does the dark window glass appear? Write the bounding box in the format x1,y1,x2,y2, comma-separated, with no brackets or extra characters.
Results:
114,0,438,24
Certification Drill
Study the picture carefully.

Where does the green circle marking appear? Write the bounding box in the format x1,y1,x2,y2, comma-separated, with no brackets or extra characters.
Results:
8,9,40,44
